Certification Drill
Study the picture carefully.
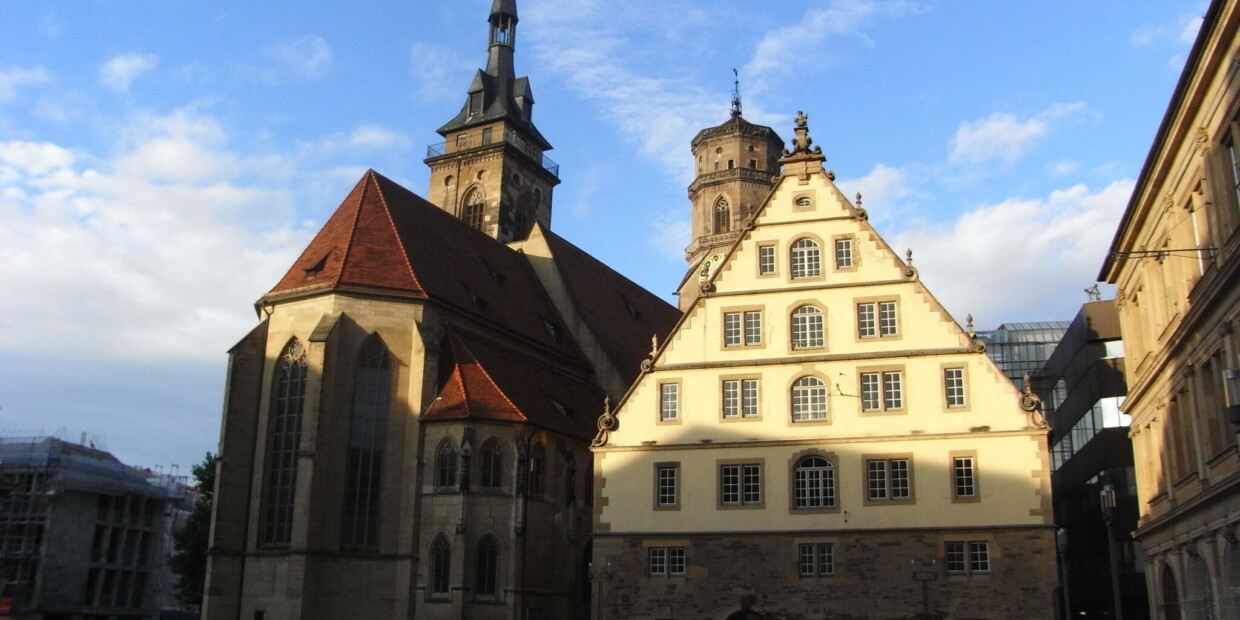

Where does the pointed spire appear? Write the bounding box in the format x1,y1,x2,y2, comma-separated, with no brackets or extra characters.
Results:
730,68,742,118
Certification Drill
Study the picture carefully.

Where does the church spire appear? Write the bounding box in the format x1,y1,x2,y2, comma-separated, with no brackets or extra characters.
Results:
730,68,742,118
486,0,518,78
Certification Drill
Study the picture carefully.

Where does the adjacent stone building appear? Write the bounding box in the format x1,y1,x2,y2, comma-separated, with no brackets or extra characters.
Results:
590,115,1059,619
1099,0,1240,616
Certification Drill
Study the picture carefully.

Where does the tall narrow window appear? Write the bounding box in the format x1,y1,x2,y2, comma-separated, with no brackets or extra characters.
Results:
475,536,499,596
834,238,854,269
758,245,776,275
791,305,825,350
944,368,966,408
953,456,977,499
655,464,679,507
790,239,822,278
462,188,485,231
793,455,835,509
436,442,458,489
714,197,731,233
261,339,307,548
342,336,389,549
430,536,451,595
659,383,679,421
1228,135,1240,211
479,440,502,490
791,376,828,422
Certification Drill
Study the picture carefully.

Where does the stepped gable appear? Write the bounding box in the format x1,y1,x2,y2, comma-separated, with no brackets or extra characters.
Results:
262,170,583,359
424,327,603,441
538,226,682,385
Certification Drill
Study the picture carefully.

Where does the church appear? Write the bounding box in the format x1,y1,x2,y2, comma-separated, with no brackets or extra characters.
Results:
203,1,1058,618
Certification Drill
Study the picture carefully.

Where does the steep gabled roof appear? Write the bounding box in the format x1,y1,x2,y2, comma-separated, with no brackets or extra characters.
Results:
424,328,603,441
536,226,681,386
262,170,583,360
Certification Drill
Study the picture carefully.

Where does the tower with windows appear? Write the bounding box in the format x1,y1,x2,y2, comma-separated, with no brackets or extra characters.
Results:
592,113,1059,619
424,0,559,242
681,86,785,307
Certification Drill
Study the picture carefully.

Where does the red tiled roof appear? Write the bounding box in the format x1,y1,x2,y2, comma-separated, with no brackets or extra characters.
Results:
424,328,603,440
262,170,584,360
538,227,681,386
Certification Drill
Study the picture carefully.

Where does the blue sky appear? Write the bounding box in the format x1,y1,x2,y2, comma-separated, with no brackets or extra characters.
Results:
0,1,1204,469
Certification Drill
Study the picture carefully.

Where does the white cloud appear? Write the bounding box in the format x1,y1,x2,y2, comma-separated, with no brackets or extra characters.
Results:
314,124,409,153
949,102,1086,166
648,207,690,261
888,180,1133,327
99,53,159,93
0,66,51,102
1047,159,1079,177
0,109,314,365
838,163,916,225
266,36,332,79
410,42,475,103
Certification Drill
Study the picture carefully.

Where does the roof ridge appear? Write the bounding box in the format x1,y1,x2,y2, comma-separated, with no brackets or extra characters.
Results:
368,170,424,293
331,170,372,290
449,330,527,421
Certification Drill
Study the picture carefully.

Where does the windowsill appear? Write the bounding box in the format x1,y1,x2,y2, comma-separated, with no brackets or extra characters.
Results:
718,504,765,510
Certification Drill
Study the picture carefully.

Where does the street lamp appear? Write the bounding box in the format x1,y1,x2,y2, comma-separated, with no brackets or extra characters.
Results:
1100,483,1123,620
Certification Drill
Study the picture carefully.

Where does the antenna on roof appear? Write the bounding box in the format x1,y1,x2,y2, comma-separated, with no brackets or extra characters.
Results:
730,68,742,118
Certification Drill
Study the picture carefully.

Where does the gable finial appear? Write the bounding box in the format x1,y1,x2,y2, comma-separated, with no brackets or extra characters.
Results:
730,68,742,118
905,248,914,266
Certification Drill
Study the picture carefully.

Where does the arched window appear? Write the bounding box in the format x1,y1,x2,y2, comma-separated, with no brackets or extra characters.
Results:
476,535,500,596
261,339,307,547
430,535,451,596
513,193,535,239
342,336,389,548
1223,540,1240,618
479,440,502,490
791,305,825,350
1162,564,1182,620
527,445,544,495
713,197,731,234
791,376,828,422
793,455,835,508
790,238,822,278
1184,555,1215,619
461,188,485,231
436,441,458,489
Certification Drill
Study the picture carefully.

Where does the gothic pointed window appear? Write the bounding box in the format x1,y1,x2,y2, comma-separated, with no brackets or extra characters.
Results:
430,535,451,596
475,535,500,597
261,339,307,548
713,198,731,234
342,336,389,549
462,188,486,231
527,445,544,495
479,440,502,490
436,441,458,490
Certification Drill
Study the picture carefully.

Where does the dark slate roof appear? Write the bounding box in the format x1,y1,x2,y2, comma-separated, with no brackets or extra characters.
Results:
536,226,681,386
262,170,582,360
423,328,603,441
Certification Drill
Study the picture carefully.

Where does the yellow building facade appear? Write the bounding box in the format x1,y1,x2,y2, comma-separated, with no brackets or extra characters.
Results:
1100,0,1240,616
592,116,1058,619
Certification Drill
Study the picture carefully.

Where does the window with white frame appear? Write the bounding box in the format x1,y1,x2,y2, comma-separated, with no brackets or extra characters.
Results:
649,546,686,576
791,376,828,422
655,464,679,507
793,455,835,509
790,238,822,279
860,371,903,411
857,301,898,338
722,379,760,418
834,238,854,269
798,542,835,577
866,458,911,501
724,310,763,347
791,305,825,350
720,463,762,506
944,368,966,408
945,541,990,574
952,456,977,499
758,245,777,275
659,383,679,421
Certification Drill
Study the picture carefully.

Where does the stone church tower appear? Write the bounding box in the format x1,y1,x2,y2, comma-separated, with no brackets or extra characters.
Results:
424,0,559,243
680,86,784,310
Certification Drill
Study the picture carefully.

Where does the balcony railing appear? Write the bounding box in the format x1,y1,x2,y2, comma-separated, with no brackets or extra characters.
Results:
426,129,559,178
